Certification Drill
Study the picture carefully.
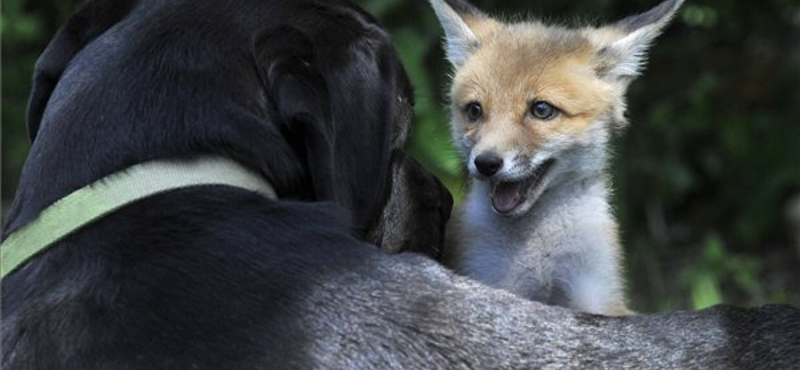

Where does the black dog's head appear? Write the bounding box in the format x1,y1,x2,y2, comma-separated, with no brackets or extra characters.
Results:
12,0,451,257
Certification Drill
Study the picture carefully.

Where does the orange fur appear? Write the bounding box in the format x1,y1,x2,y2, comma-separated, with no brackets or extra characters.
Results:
450,22,619,157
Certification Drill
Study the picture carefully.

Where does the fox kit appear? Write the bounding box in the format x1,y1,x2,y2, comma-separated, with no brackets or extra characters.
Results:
430,0,683,315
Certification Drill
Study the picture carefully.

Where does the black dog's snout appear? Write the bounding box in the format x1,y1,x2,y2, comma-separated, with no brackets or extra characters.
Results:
474,152,503,177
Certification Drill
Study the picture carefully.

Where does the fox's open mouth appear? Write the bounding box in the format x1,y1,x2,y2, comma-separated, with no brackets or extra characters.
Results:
491,158,556,215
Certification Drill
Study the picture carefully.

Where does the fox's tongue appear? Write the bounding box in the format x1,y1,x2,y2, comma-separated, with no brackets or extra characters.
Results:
492,181,525,214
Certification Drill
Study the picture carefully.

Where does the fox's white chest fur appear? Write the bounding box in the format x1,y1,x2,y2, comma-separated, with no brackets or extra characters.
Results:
451,178,628,315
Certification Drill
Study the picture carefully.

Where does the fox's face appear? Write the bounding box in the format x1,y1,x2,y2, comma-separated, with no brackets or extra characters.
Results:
431,0,682,216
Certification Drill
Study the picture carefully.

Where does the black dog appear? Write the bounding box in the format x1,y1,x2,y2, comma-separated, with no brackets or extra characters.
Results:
3,0,799,369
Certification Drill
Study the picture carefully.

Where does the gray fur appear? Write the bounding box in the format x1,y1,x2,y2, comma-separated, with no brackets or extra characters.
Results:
617,0,685,33
597,0,686,79
299,254,800,369
443,0,485,18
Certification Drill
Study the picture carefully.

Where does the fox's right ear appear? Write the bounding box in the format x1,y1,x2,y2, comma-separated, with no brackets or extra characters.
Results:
428,0,493,67
592,0,684,81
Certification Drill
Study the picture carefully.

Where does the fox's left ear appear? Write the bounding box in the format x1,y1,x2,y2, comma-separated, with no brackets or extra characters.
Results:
428,0,498,67
592,0,684,81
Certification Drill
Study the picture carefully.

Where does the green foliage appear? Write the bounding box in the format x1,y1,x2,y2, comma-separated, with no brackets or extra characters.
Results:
681,234,763,309
3,0,799,311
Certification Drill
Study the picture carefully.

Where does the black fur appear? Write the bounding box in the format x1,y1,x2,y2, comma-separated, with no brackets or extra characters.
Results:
4,0,446,366
8,0,415,239
3,0,800,369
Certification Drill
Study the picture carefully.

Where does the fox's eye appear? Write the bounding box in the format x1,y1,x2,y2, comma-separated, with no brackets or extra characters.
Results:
530,101,559,120
465,102,483,122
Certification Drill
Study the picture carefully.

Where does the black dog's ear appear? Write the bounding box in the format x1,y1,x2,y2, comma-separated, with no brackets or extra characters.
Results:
254,27,338,202
27,0,138,142
316,37,407,237
254,21,407,237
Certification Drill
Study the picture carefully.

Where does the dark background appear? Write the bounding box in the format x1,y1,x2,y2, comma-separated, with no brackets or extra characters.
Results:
3,0,799,312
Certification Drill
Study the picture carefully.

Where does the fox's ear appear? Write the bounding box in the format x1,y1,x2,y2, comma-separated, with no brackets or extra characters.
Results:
428,0,494,67
593,0,684,80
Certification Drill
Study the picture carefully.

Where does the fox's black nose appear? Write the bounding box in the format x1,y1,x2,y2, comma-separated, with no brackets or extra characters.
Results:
474,152,503,177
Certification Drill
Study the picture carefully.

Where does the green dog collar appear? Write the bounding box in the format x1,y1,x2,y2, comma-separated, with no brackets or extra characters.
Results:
0,156,276,279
